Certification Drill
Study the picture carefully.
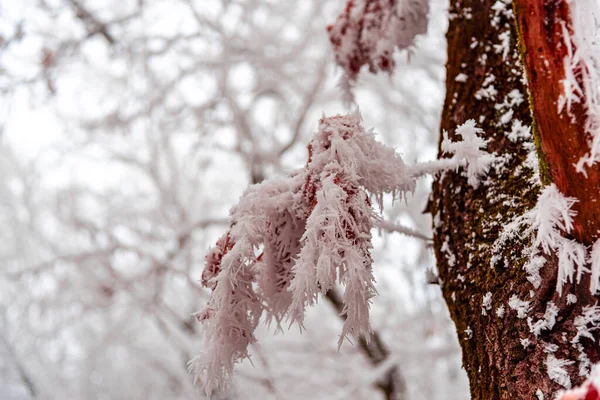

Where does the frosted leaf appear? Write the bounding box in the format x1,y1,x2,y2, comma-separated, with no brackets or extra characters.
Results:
192,111,487,393
327,0,430,83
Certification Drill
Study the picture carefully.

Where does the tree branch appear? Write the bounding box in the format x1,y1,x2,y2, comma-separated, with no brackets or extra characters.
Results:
325,289,407,400
67,0,116,45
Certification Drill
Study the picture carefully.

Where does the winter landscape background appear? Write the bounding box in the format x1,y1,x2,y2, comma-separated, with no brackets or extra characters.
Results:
0,0,469,398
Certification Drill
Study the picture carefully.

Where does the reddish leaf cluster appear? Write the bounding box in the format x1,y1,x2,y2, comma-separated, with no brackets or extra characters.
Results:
561,382,600,400
327,0,398,80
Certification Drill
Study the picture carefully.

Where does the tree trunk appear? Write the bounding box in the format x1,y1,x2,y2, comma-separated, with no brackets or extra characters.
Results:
431,1,600,398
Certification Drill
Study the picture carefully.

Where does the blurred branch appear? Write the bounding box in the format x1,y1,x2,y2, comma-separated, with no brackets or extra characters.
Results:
278,55,329,157
377,219,432,242
0,333,37,398
67,0,116,44
325,289,407,400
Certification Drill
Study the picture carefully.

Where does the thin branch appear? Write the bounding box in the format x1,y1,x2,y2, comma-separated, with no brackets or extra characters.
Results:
377,219,432,242
67,0,116,44
0,334,37,398
325,289,407,400
278,55,329,156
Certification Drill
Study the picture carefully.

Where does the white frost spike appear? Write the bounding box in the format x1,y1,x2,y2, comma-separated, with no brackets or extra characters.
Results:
442,119,496,188
572,305,600,344
590,239,600,295
493,183,589,295
546,354,575,389
523,252,546,289
557,239,587,295
532,184,577,254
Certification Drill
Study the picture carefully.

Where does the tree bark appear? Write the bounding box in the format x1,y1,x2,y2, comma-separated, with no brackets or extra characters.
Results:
431,1,600,398
513,0,600,245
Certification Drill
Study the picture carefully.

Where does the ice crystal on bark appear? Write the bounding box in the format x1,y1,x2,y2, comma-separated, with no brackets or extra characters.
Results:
442,119,495,189
190,112,493,394
547,353,576,389
508,295,530,319
573,305,600,345
494,184,585,295
528,302,559,337
558,364,600,400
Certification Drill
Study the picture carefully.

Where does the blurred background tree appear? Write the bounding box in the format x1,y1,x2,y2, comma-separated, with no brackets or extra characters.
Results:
0,0,467,398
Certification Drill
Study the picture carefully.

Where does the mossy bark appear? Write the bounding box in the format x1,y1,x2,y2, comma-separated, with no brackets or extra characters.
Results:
431,1,600,398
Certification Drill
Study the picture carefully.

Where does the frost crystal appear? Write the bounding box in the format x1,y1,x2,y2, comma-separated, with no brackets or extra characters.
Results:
482,292,492,315
572,305,600,344
496,305,505,318
464,326,473,339
536,388,544,400
508,295,530,319
441,119,497,188
533,184,577,254
493,184,584,295
547,353,575,389
528,302,559,337
590,239,600,295
558,364,600,400
191,112,493,393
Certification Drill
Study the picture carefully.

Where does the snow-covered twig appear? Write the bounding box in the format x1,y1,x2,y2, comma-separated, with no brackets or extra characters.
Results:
377,220,432,242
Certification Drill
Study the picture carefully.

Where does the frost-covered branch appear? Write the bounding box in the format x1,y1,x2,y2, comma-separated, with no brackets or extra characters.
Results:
192,112,493,394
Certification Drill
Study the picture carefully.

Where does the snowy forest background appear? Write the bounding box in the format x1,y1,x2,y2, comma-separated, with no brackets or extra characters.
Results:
0,0,469,398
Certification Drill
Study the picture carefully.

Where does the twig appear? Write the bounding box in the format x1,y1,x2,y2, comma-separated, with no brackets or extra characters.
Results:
325,289,407,400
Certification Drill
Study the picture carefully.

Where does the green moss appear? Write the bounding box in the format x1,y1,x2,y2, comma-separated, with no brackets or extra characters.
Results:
531,119,553,185
512,3,553,186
